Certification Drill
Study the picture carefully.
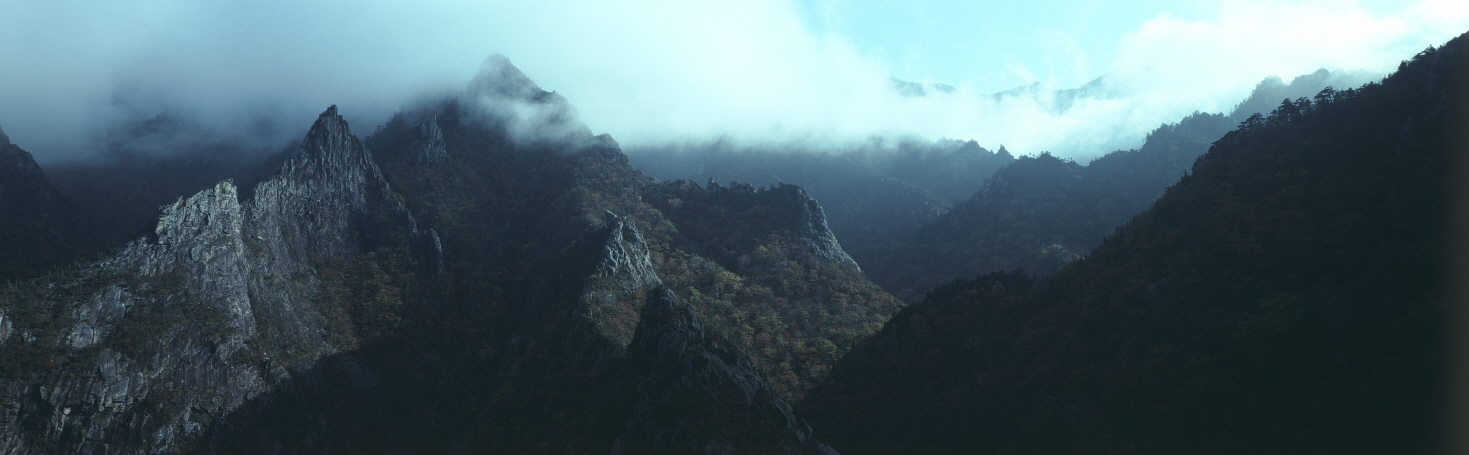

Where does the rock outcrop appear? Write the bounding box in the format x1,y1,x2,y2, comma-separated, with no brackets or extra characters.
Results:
778,185,859,270
409,115,448,165
671,180,860,271
579,211,665,347
0,106,418,454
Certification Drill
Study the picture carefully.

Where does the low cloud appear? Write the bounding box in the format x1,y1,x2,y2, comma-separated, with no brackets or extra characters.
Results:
0,0,1464,164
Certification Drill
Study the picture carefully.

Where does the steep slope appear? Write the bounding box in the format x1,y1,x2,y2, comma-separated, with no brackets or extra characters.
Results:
802,37,1462,454
0,128,92,279
0,106,421,454
867,69,1364,300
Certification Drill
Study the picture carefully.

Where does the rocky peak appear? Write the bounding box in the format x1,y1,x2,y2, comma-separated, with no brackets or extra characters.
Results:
780,184,860,270
579,211,664,348
468,54,546,101
593,211,663,291
0,104,430,454
248,105,414,262
465,55,595,144
0,124,9,145
411,115,448,165
279,105,373,181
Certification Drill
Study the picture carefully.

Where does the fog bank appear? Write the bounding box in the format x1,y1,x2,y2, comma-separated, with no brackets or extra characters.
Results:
1,0,1465,163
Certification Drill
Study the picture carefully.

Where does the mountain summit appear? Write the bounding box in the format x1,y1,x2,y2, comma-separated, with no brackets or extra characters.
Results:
0,57,890,452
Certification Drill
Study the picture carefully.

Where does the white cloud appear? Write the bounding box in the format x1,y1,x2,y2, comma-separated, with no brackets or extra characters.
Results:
0,0,1464,163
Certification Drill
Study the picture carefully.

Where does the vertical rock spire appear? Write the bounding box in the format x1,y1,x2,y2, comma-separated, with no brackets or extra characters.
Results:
412,115,448,165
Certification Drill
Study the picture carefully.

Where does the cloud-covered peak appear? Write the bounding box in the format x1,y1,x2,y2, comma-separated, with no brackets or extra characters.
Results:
465,55,594,145
469,54,545,101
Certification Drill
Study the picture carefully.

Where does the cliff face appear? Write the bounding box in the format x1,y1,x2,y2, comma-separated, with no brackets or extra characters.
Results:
651,180,860,272
0,106,417,454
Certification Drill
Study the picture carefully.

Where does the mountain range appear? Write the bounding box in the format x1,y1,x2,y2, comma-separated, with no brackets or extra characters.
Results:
0,30,1459,454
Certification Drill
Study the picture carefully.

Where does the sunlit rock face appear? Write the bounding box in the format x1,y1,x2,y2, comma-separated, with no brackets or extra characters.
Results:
0,106,417,454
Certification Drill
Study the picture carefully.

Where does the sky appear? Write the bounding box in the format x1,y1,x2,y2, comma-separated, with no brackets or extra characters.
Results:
1,0,1467,163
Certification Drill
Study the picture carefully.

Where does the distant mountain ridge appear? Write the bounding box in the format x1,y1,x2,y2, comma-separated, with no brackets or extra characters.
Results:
864,68,1366,299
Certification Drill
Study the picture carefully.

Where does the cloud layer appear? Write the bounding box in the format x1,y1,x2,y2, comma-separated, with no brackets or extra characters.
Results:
1,0,1465,163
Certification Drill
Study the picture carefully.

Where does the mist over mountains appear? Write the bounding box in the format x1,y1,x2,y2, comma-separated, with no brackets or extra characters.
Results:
627,67,1358,300
2,1,1449,164
0,3,1464,453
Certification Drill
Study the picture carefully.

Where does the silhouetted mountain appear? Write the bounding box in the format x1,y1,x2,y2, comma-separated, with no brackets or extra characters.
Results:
1230,68,1378,121
865,69,1362,300
0,128,92,279
989,75,1117,114
868,112,1237,299
801,34,1462,454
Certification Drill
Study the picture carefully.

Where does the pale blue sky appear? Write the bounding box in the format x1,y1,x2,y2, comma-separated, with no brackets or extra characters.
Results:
793,0,1420,92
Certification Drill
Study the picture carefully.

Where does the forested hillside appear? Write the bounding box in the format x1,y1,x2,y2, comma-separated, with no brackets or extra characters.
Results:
865,69,1359,300
801,35,1462,454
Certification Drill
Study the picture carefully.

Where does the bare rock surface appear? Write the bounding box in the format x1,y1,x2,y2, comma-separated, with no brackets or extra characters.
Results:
0,106,415,454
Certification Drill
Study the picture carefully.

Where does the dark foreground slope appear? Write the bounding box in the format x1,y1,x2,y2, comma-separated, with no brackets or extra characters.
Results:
802,36,1463,454
868,69,1362,300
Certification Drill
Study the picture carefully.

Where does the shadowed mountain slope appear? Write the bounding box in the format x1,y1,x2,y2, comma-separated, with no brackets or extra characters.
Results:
801,35,1463,454
0,129,92,280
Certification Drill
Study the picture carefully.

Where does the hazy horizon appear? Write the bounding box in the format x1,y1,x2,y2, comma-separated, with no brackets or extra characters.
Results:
2,0,1466,164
